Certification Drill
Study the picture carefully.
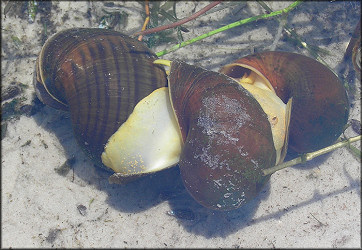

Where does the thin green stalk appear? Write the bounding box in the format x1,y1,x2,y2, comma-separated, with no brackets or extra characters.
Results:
346,143,361,159
262,135,361,176
341,133,362,160
156,1,303,57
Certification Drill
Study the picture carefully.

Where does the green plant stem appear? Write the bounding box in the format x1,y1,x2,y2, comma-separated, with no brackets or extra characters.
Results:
262,135,361,176
156,1,302,57
346,143,361,159
341,134,362,160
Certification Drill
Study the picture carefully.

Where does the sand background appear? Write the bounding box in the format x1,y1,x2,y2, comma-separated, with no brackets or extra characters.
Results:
1,1,361,248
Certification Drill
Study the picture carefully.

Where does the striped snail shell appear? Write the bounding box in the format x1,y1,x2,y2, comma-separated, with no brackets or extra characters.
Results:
219,51,350,153
34,28,171,172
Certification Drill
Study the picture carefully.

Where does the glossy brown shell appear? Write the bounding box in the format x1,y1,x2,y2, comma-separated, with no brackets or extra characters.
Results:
219,51,349,153
34,28,167,167
169,60,275,211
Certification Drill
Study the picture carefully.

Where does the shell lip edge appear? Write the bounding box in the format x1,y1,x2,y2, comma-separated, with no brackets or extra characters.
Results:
220,63,276,95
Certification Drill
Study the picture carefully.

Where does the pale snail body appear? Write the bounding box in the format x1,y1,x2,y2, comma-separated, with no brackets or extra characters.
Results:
101,87,183,179
35,28,349,211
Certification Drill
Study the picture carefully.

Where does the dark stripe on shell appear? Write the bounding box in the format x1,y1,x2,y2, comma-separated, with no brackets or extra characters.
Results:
79,47,92,143
95,40,111,150
118,37,134,118
70,61,82,130
88,43,101,148
108,37,124,136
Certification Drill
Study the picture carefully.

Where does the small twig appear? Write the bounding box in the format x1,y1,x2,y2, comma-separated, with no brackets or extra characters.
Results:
310,213,327,227
262,135,361,176
138,0,150,41
133,1,222,37
156,1,302,57
268,13,286,51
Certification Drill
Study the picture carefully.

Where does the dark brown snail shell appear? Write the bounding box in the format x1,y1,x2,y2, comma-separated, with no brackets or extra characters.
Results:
168,60,276,211
219,51,349,153
34,28,167,168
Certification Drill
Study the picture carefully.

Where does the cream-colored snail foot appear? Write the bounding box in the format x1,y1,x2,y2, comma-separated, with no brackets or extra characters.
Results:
102,87,183,175
236,71,292,164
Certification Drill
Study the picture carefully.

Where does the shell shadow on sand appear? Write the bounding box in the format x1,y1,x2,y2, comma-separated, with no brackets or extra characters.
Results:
31,99,352,238
31,96,267,237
